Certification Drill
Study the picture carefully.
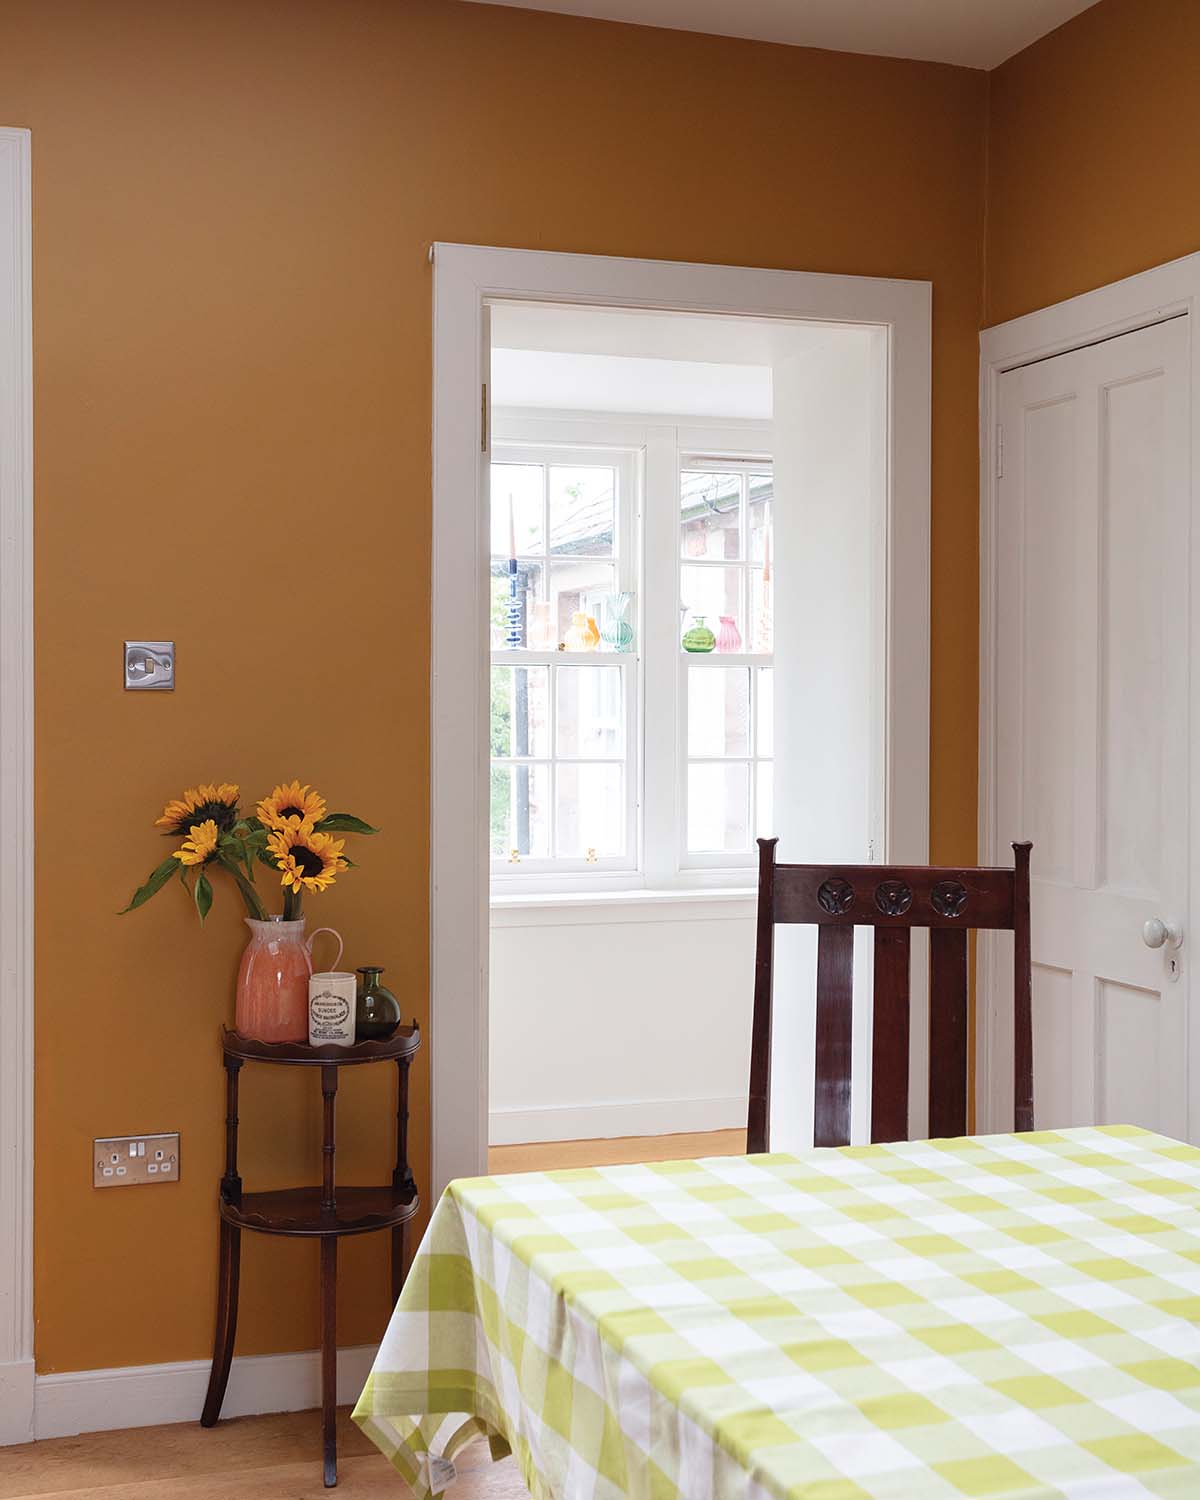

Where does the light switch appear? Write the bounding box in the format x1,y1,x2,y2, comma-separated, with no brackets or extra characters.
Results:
124,641,174,691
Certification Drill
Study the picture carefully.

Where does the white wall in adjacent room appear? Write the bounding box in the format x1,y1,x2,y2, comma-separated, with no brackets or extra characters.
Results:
489,898,755,1144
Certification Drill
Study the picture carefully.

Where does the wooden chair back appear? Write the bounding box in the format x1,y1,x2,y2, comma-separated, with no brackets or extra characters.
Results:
748,839,1032,1151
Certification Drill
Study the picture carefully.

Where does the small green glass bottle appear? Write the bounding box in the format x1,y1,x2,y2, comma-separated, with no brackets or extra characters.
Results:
682,615,716,653
355,965,402,1041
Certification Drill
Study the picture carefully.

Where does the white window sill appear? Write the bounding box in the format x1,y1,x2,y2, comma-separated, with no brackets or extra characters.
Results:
489,886,757,928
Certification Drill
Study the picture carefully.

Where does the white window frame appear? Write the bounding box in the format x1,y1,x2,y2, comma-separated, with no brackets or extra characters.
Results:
676,450,774,873
490,412,774,895
431,244,931,1196
489,438,640,884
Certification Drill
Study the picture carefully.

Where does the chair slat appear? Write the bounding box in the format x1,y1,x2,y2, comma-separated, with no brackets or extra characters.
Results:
929,927,968,1137
871,927,910,1143
814,925,854,1147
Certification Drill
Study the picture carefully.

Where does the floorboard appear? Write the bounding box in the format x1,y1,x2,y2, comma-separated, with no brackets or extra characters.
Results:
487,1126,745,1174
0,1412,524,1499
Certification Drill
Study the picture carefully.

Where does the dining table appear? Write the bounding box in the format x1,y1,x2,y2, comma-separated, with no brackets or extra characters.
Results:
353,1125,1200,1499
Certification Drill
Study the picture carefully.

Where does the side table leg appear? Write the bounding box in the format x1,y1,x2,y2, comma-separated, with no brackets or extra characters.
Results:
390,1221,409,1305
200,1219,241,1427
321,1235,338,1487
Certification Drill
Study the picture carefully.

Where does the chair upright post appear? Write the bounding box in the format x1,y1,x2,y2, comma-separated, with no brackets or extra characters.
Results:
748,837,778,1154
1012,840,1034,1132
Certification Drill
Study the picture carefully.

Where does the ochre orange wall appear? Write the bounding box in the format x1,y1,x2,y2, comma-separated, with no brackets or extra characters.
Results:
3,0,987,1373
986,0,1200,325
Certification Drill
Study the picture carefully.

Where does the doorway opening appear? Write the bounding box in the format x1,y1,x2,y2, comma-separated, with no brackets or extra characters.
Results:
485,303,885,1172
430,245,931,1195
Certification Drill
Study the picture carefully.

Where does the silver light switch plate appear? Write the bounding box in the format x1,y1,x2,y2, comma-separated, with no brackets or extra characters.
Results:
124,640,174,690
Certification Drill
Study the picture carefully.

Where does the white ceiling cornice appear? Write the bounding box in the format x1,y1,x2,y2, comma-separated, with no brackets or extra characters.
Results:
459,0,1102,71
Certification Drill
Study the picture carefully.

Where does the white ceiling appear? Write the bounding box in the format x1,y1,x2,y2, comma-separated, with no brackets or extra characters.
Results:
492,348,774,418
491,303,783,418
461,0,1101,70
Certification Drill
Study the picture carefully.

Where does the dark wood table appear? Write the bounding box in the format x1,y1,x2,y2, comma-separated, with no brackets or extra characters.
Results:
200,1025,421,1488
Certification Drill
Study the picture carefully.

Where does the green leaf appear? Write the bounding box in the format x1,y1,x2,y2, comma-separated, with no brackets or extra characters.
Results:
194,871,213,924
119,856,179,914
315,813,378,835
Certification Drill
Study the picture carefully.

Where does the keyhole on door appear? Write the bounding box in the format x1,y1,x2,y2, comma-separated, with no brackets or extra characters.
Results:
1169,954,1181,983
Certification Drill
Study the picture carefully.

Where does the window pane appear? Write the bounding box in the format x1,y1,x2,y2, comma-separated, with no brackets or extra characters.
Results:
688,667,750,757
748,475,772,563
756,761,774,837
549,466,615,557
749,565,773,654
557,666,623,758
556,763,624,856
490,561,546,650
490,763,550,858
490,463,544,556
681,471,741,560
687,762,751,853
550,559,614,645
681,564,740,645
491,665,549,758
756,668,774,757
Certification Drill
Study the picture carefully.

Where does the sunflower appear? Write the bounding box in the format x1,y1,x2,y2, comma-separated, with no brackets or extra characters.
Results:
257,780,327,832
173,819,219,867
156,783,240,835
267,823,347,894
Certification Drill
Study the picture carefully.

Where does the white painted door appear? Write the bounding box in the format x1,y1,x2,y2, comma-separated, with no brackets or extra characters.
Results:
994,316,1190,1138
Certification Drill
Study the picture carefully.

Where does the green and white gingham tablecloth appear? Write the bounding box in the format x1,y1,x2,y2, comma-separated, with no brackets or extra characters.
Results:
353,1126,1200,1499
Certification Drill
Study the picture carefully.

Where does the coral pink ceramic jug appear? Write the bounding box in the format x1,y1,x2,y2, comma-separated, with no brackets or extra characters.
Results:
235,917,343,1043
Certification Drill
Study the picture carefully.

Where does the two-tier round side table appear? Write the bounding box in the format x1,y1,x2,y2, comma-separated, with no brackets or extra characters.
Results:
199,1024,421,1488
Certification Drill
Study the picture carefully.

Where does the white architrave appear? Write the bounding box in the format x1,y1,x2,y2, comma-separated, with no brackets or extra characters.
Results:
978,251,1200,1136
0,125,34,1447
432,244,931,1197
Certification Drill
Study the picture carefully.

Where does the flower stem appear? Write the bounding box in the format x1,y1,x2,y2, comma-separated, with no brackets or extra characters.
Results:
283,887,302,922
221,858,269,921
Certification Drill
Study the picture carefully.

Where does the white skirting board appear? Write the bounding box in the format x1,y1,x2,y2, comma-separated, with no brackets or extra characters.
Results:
0,1359,35,1445
488,1094,747,1147
28,1344,376,1443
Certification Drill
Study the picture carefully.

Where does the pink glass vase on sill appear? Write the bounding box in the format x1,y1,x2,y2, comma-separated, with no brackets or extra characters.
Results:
716,615,743,653
235,917,343,1043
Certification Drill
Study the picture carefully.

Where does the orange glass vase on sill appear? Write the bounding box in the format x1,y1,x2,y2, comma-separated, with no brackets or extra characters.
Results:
235,917,343,1043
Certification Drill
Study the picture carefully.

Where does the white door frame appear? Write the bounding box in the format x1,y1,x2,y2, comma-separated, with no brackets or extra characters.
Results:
431,243,932,1196
978,251,1200,1136
0,125,34,1446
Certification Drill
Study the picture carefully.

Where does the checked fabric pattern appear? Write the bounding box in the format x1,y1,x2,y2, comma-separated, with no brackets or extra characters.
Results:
353,1126,1200,1499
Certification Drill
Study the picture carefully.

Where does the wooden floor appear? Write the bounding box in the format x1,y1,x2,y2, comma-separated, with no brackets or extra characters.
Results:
3,1131,745,1499
0,1410,526,1499
487,1126,745,1174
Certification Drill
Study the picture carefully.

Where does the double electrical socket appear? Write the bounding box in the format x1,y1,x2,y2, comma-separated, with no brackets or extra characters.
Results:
93,1132,180,1187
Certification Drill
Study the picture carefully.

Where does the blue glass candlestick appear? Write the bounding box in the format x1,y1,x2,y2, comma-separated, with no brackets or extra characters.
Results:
505,557,523,649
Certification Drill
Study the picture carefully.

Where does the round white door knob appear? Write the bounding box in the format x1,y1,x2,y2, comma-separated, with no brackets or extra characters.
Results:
1143,917,1184,950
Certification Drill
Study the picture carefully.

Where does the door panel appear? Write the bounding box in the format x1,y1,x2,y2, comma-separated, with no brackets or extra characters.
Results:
995,316,1189,1139
1099,374,1165,897
1019,397,1078,884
